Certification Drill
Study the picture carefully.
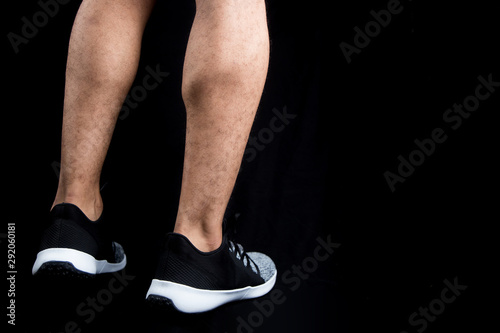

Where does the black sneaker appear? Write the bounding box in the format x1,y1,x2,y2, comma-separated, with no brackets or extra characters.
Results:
146,232,277,313
32,203,126,277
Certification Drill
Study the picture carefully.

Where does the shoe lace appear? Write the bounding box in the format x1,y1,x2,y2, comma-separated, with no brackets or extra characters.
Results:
228,240,261,276
223,209,261,276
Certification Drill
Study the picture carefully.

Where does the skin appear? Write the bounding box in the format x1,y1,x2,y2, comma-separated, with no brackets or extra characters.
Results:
53,0,269,252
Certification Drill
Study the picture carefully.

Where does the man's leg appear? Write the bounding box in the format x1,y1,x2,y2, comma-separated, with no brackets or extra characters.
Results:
52,0,156,220
146,1,276,312
174,0,269,251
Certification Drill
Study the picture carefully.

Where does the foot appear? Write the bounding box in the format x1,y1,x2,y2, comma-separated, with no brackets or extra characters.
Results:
146,233,277,313
32,203,126,277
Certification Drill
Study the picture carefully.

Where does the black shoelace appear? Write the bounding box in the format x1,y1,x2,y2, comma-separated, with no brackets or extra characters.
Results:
223,210,261,276
228,240,261,277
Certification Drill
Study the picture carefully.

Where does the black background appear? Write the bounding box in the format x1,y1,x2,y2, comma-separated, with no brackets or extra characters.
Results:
4,0,498,332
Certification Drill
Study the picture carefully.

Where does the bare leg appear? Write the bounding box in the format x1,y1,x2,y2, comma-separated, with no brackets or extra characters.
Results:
53,0,156,220
174,0,269,251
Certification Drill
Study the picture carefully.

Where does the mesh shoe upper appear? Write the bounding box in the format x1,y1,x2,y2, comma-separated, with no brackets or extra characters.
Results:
39,203,122,263
153,233,270,290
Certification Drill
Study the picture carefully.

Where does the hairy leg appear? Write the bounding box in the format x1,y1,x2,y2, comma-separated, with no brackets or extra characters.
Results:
53,0,156,220
174,0,269,251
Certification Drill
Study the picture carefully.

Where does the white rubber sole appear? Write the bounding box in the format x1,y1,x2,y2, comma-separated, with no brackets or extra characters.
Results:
32,248,127,275
146,270,277,313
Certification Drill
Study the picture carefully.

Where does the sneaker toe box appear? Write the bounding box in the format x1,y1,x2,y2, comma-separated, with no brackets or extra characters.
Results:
247,252,276,282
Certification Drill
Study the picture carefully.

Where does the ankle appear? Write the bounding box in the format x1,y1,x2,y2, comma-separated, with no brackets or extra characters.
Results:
52,186,103,221
173,225,223,252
